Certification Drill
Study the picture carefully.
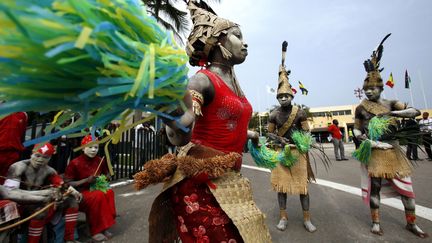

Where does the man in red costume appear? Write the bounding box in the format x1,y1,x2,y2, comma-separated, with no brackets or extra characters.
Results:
4,142,80,243
0,111,28,184
64,135,116,242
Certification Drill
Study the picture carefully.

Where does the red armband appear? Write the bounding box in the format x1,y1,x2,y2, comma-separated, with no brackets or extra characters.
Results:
49,174,64,187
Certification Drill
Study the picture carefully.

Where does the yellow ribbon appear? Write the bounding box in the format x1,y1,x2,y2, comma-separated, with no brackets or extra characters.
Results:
75,26,93,49
51,110,64,125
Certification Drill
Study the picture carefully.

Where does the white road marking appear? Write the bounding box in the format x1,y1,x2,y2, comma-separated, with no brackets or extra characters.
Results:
111,179,134,188
119,190,147,197
241,164,432,221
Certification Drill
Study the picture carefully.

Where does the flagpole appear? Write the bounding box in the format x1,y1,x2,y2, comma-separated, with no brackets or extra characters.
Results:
258,87,262,112
418,69,429,109
409,86,415,107
258,114,262,136
392,89,399,100
257,88,262,136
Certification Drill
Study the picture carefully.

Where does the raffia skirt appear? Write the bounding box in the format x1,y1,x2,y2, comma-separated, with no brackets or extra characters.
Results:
367,147,412,179
148,145,271,243
270,148,314,195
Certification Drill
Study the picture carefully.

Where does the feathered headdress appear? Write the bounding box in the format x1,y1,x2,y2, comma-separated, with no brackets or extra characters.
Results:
363,33,391,89
277,41,294,97
186,0,238,66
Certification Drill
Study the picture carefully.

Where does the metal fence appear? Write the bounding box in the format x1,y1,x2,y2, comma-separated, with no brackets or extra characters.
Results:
24,120,168,180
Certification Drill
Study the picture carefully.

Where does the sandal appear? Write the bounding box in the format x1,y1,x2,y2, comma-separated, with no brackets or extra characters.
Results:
103,230,113,239
92,233,108,242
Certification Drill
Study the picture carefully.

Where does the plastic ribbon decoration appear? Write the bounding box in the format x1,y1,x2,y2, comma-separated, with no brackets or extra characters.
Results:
352,116,391,164
0,0,190,151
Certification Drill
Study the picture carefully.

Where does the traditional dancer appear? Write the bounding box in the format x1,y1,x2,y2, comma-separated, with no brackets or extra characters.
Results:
3,142,81,243
134,1,271,242
64,135,116,242
353,33,428,238
265,41,316,232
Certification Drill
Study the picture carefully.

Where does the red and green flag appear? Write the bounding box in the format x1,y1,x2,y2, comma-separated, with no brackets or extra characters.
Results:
385,72,394,88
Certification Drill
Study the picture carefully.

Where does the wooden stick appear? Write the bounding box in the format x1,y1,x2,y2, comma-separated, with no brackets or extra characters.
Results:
0,190,73,232
93,156,105,177
0,202,54,232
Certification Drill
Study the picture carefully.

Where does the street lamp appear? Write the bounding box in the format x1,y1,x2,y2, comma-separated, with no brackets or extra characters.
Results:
354,88,363,100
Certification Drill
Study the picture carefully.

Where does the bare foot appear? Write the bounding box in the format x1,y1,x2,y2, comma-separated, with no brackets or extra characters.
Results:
276,218,288,231
304,220,317,233
371,223,383,235
406,224,429,238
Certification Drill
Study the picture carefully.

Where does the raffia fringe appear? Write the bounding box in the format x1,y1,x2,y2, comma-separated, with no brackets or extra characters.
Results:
211,172,272,243
271,183,308,195
368,148,412,179
271,151,309,195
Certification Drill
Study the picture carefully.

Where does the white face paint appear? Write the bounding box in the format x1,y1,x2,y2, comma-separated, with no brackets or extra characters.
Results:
83,144,99,158
222,26,248,64
30,152,51,169
277,93,293,107
364,86,382,102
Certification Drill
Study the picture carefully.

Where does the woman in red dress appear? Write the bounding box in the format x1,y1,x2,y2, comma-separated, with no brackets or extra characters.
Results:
135,1,271,242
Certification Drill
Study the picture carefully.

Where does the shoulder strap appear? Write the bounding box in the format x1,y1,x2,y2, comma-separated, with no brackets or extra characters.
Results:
360,99,390,115
198,69,222,88
277,106,299,137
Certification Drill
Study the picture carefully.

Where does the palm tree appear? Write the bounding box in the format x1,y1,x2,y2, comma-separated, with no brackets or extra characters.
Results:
135,0,220,122
141,0,221,44
141,0,189,43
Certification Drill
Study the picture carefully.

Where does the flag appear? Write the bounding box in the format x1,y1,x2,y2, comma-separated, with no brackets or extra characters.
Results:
266,85,276,95
291,87,297,94
298,81,308,95
405,69,411,89
385,72,394,88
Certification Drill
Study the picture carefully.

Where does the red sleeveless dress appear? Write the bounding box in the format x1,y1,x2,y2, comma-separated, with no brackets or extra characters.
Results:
171,69,252,243
192,69,252,169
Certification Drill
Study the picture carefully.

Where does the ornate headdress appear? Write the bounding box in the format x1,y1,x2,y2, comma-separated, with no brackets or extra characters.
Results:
363,33,391,89
186,0,239,66
277,41,294,97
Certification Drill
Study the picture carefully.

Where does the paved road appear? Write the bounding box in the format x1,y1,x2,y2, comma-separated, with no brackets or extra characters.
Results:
84,143,432,243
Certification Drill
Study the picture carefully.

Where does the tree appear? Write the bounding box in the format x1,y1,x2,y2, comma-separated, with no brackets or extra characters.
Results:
141,0,189,43
141,0,221,44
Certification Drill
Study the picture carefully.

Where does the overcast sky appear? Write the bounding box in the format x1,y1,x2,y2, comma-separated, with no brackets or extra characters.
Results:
182,0,432,112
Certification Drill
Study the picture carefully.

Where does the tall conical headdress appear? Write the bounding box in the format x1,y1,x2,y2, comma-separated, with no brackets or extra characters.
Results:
363,33,391,89
277,41,294,97
186,0,238,66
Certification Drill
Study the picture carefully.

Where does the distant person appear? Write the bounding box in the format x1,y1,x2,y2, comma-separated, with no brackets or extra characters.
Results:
403,118,421,160
328,119,348,161
0,111,28,183
348,129,354,142
419,112,432,161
